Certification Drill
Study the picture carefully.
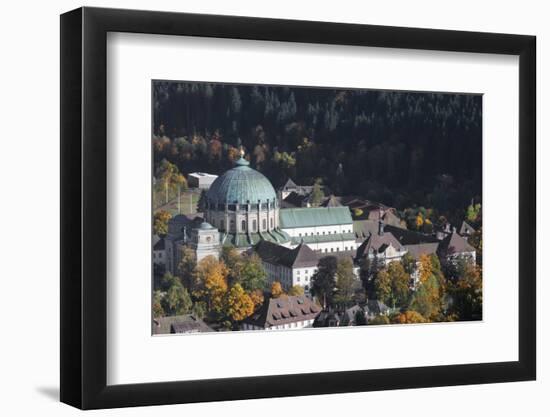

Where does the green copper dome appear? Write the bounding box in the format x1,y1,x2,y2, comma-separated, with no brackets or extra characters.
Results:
206,157,277,206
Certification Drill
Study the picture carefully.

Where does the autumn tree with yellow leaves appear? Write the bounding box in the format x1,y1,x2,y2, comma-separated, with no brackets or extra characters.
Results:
288,285,305,296
271,281,285,298
248,289,265,309
153,210,172,235
194,256,229,313
392,310,427,324
411,254,446,321
374,261,409,308
226,283,255,321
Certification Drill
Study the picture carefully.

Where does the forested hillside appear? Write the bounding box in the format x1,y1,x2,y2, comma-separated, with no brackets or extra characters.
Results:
152,81,482,221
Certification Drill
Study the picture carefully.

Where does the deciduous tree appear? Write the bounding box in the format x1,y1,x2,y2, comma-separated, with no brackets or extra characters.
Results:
194,256,229,313
374,261,409,308
226,283,255,321
311,256,338,308
239,254,267,291
288,285,305,296
334,257,357,306
393,310,427,324
153,210,172,235
310,178,324,206
249,289,265,308
271,281,285,298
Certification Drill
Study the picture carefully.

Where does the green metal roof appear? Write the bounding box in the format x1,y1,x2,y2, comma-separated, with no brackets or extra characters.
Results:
206,157,277,205
221,228,291,248
280,207,353,229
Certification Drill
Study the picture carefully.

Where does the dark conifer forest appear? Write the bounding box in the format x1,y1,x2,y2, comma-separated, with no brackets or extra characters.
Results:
152,81,482,221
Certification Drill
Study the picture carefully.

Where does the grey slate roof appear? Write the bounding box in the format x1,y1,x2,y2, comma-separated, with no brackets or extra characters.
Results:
243,295,322,328
342,305,365,325
320,195,343,208
365,300,390,316
404,242,439,260
255,241,319,268
384,225,440,245
153,314,214,334
153,237,165,251
356,231,404,259
459,221,476,236
439,231,475,255
281,191,308,208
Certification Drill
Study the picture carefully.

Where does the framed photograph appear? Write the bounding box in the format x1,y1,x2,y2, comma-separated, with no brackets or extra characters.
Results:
60,6,536,409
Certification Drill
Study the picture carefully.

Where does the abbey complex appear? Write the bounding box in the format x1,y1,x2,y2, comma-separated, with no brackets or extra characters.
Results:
151,81,482,334
153,150,480,334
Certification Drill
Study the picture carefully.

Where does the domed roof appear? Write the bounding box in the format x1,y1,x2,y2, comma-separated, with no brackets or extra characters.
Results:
198,221,215,230
206,156,277,205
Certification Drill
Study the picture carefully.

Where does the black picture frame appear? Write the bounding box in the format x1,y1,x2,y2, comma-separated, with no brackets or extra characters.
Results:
60,6,536,410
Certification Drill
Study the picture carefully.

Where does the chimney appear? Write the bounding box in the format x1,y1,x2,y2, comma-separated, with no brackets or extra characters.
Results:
378,219,384,236
378,207,384,235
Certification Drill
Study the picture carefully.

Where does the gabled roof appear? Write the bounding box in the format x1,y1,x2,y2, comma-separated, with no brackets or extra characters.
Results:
459,221,476,236
282,191,307,208
255,241,319,269
404,242,439,260
365,300,390,315
282,178,298,189
152,314,214,334
153,237,165,251
280,206,353,229
353,220,379,239
439,231,475,255
166,214,204,238
321,195,343,208
243,295,322,328
356,231,404,259
384,225,440,245
343,305,364,323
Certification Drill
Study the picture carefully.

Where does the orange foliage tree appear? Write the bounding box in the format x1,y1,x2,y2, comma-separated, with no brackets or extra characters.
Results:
271,281,285,298
194,256,229,313
393,310,427,324
226,284,255,321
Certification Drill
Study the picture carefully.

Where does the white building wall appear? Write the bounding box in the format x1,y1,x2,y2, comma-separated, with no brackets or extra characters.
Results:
307,239,358,253
282,223,354,238
153,249,166,266
292,266,318,291
241,319,315,331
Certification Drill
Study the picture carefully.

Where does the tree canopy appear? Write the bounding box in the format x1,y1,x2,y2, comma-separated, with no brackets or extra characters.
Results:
153,82,482,217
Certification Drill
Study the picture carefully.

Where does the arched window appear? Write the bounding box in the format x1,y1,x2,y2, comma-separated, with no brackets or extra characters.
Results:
241,220,246,232
230,220,235,232
220,220,224,230
270,218,273,228
252,219,257,232
262,219,267,231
